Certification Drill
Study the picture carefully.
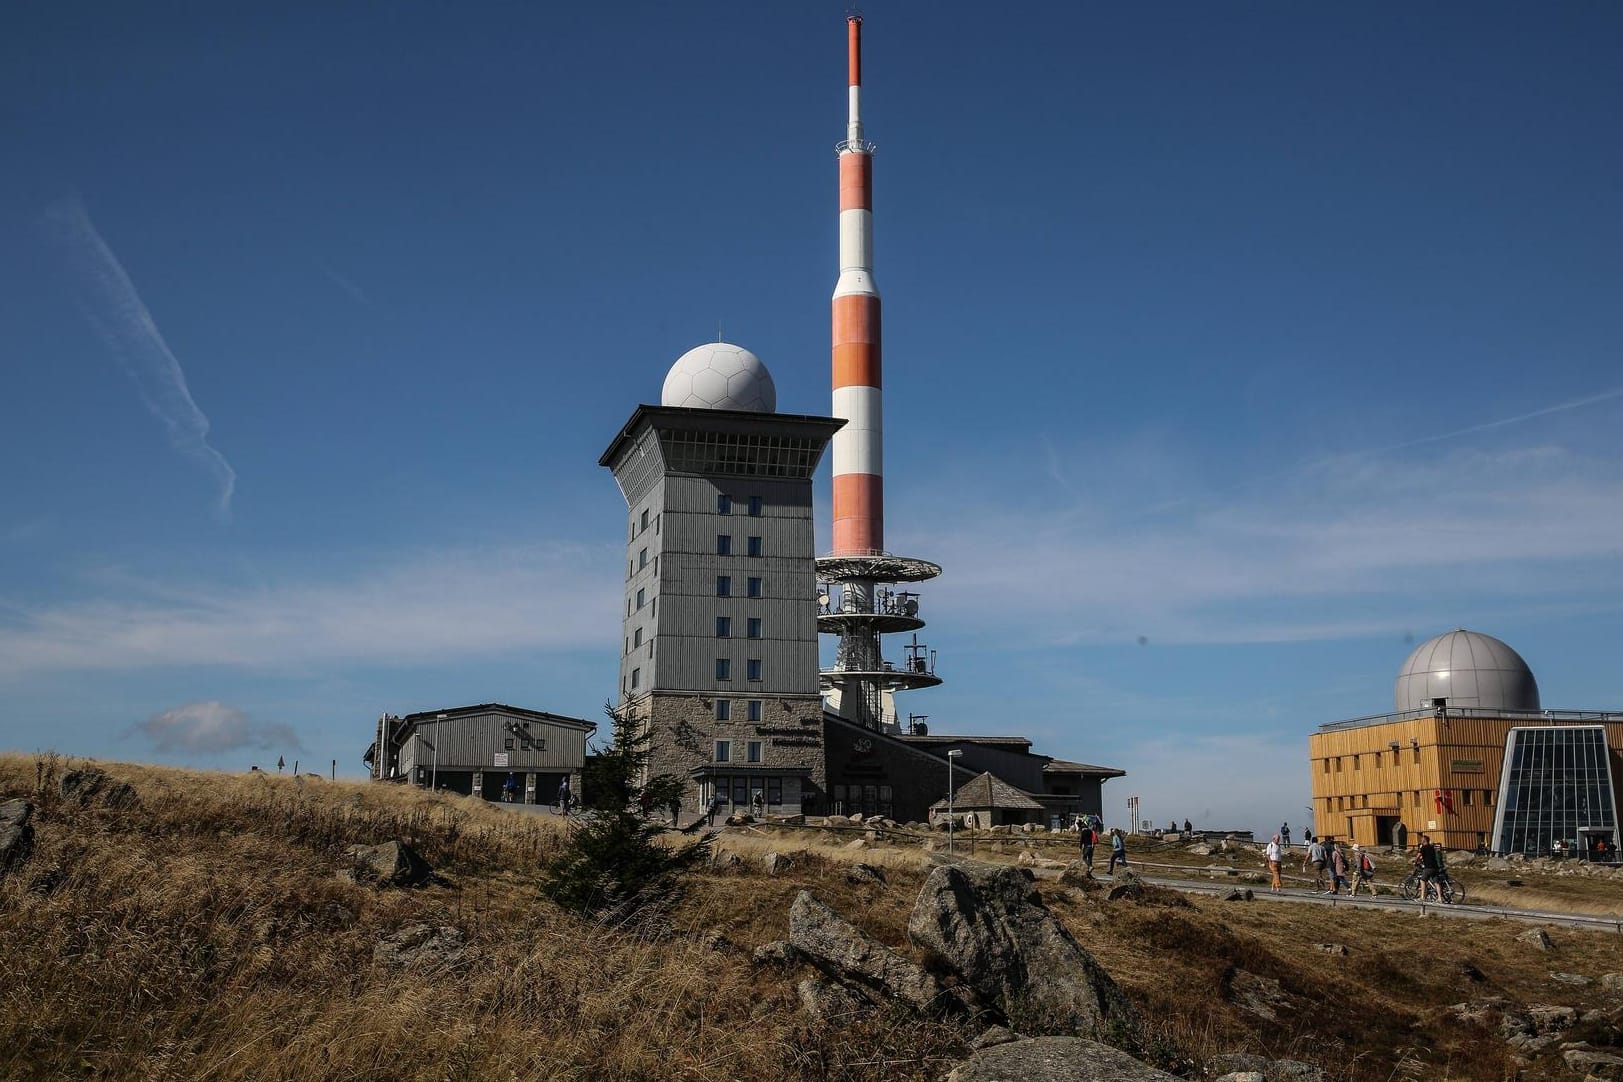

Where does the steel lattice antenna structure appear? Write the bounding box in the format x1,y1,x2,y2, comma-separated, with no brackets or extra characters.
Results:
818,13,942,733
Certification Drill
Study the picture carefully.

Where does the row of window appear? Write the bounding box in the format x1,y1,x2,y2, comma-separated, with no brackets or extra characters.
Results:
715,658,764,681
714,699,765,722
716,575,763,598
501,736,546,751
631,508,661,541
624,627,655,658
716,616,763,639
1320,789,1494,812
710,775,784,808
629,547,659,579
830,783,895,818
714,738,763,763
1321,747,1423,772
717,534,763,557
717,494,764,517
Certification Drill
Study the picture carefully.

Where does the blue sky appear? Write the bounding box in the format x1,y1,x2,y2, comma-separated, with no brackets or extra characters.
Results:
3,2,1621,838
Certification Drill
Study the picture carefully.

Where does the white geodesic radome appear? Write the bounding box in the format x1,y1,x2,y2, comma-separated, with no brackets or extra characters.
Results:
661,342,777,413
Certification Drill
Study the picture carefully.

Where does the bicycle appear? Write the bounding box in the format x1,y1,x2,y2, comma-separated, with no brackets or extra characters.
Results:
1399,869,1464,904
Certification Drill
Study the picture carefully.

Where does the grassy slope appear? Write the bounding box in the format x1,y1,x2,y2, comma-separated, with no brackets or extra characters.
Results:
3,755,1621,1082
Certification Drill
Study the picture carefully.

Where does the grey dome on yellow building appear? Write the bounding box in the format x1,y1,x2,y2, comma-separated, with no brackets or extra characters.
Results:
1393,628,1540,714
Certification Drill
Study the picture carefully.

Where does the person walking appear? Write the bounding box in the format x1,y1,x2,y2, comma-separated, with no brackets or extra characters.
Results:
1080,823,1096,873
1183,818,1192,836
556,777,572,817
1108,827,1128,875
1304,836,1327,892
1280,822,1291,849
1265,833,1283,893
501,773,517,803
1328,838,1349,896
706,790,724,826
1351,844,1377,897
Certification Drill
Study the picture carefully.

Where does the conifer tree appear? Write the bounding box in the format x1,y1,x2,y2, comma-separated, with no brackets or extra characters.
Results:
541,702,707,918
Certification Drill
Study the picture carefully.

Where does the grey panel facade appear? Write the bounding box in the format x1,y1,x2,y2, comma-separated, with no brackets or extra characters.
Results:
395,707,592,775
604,405,843,813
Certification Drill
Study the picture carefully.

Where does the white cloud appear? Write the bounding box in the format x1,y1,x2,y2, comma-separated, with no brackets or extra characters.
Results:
0,542,618,679
902,441,1623,646
131,700,302,754
42,196,237,519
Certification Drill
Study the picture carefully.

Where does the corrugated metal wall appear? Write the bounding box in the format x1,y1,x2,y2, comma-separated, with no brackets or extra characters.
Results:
398,709,590,774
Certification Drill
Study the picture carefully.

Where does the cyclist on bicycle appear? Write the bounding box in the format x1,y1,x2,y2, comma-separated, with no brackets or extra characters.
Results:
1414,834,1444,901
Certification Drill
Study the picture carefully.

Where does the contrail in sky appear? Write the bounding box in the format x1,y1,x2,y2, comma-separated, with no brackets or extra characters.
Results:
1350,385,1623,458
1121,382,1623,521
43,196,237,519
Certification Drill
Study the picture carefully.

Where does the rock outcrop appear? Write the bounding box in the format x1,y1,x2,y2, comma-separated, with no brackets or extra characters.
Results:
796,976,872,1021
789,891,957,1016
1516,928,1554,951
372,923,471,970
946,1037,1178,1081
0,799,34,876
1207,1053,1325,1081
908,863,1139,1041
57,769,140,811
344,840,433,887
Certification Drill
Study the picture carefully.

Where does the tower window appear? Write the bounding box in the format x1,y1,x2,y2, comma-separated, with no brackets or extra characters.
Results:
640,509,649,532
746,658,762,682
631,667,640,689
716,658,732,681
639,547,648,569
747,536,762,557
747,741,762,764
717,535,732,556
716,616,732,638
715,699,730,721
748,496,762,517
633,628,642,647
717,494,732,515
747,699,762,722
747,617,762,639
636,588,646,610
716,576,731,597
714,740,731,763
746,577,762,598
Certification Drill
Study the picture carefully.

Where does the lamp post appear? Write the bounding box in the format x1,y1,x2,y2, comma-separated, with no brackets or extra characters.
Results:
946,749,963,853
416,713,448,791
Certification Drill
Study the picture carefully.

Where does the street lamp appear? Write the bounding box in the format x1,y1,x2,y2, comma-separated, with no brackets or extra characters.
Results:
418,713,447,791
946,749,964,854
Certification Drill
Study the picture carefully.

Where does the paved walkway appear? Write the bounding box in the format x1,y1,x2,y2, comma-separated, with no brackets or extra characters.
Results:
1077,866,1623,933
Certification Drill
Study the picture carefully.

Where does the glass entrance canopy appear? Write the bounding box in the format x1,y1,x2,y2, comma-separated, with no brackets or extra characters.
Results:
1491,726,1619,857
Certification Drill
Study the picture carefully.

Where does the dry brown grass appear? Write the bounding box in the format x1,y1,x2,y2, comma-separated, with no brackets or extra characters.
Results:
4,756,1622,1081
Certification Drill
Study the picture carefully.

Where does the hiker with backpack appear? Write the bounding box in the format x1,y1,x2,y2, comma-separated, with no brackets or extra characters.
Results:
1351,844,1378,896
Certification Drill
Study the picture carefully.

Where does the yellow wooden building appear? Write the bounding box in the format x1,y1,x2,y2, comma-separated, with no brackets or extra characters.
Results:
1309,630,1623,855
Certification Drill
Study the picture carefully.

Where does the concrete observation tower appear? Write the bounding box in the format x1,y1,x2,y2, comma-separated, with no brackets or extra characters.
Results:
818,13,942,734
